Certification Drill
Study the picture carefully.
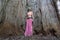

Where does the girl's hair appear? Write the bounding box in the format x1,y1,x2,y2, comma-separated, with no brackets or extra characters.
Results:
25,9,34,19
27,9,32,12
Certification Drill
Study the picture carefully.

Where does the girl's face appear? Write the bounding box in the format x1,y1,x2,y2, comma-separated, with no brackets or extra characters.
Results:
27,11,33,16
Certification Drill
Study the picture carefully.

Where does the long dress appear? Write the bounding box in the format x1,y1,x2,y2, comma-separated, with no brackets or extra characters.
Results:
24,18,33,36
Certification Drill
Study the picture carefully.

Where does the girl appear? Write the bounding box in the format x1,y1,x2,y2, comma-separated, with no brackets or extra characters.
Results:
24,9,34,37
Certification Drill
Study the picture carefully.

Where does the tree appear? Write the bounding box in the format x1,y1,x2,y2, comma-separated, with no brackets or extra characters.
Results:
0,0,60,36
40,0,60,35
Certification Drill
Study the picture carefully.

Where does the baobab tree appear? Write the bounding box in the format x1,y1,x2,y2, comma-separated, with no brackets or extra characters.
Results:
0,0,60,36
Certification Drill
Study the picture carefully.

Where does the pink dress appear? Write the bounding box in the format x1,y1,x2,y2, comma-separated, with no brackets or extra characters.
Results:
24,18,33,36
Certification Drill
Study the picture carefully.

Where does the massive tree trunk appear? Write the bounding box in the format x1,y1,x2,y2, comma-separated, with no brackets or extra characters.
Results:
0,0,60,36
0,0,25,36
40,0,60,35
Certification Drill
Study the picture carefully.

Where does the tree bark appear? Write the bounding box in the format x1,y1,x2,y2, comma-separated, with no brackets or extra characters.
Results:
0,0,60,36
40,0,60,35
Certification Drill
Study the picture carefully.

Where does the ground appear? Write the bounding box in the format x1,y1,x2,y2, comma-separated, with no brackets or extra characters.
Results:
0,34,60,40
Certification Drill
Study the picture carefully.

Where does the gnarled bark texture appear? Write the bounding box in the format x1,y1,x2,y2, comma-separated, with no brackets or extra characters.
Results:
40,0,60,35
0,0,60,37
